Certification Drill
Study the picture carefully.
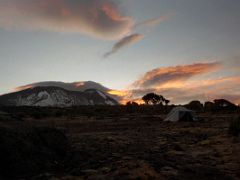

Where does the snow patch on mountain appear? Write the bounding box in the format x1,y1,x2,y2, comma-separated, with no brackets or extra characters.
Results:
97,90,107,99
0,86,119,107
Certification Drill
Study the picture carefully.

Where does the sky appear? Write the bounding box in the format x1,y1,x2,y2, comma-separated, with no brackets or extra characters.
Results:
0,0,240,104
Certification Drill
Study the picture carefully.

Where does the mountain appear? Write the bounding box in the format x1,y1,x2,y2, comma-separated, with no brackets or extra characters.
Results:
0,86,119,107
14,81,122,101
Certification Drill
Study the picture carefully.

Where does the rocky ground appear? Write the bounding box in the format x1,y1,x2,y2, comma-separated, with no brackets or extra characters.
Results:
0,111,240,180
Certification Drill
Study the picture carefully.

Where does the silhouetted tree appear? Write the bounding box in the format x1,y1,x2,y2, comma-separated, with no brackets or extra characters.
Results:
142,93,154,105
164,99,170,106
204,99,237,112
214,99,237,111
131,101,139,106
204,101,215,112
214,99,235,108
126,101,132,106
152,94,161,105
126,101,139,106
142,93,167,105
185,100,204,111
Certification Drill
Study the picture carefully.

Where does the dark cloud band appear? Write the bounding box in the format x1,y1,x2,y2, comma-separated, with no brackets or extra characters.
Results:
0,0,133,40
104,33,144,57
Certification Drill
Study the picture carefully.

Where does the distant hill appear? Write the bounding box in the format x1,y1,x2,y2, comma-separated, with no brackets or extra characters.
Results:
0,86,119,107
14,81,122,101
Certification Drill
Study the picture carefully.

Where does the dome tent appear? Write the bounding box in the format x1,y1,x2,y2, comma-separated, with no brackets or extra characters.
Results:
164,106,196,122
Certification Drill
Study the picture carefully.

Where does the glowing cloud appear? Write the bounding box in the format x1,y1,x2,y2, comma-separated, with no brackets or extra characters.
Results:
132,62,221,89
14,81,110,92
161,76,240,104
14,85,34,92
121,62,240,104
104,33,144,57
108,90,128,97
0,0,133,40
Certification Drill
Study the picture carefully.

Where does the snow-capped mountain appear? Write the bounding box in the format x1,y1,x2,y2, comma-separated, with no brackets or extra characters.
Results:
14,81,122,101
0,86,119,107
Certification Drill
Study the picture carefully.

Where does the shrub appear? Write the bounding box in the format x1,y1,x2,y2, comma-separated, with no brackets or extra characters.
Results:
229,117,240,136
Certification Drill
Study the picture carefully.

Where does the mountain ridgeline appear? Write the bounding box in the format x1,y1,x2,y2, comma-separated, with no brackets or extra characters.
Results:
0,86,119,107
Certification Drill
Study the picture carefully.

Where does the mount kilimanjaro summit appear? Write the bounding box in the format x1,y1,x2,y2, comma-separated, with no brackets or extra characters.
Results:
0,81,119,107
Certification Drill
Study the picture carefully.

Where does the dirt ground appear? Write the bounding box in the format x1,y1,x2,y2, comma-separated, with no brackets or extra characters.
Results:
21,112,240,180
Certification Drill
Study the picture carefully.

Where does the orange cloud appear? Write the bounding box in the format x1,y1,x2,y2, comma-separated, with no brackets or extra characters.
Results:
108,90,128,97
0,0,133,40
132,62,221,89
14,85,34,92
167,76,240,104
124,77,240,105
121,62,240,105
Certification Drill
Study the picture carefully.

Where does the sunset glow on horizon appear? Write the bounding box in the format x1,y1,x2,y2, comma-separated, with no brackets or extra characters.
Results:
0,0,239,104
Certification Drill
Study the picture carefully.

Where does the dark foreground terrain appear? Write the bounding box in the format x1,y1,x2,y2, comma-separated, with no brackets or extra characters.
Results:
0,106,240,180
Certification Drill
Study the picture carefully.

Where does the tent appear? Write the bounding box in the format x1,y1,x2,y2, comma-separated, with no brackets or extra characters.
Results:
164,106,196,122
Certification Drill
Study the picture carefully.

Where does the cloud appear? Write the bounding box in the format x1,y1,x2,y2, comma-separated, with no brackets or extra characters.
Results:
14,81,110,92
134,14,174,28
132,62,221,89
0,0,133,40
0,1,174,56
165,76,240,104
120,62,240,105
104,14,173,57
104,33,144,57
126,76,240,105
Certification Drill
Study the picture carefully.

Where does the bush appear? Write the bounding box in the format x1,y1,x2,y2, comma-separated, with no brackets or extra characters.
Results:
229,117,240,136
